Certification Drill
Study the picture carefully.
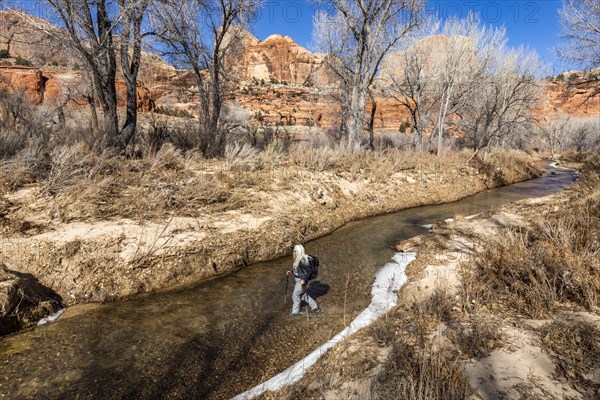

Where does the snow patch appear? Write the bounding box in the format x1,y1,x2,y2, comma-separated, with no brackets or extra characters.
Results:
37,308,65,325
233,252,416,400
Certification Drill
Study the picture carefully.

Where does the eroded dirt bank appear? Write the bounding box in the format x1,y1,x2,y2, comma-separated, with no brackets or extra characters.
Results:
0,149,541,314
262,157,599,400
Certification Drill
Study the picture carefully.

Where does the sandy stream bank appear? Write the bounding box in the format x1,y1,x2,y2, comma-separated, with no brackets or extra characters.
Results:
0,151,542,333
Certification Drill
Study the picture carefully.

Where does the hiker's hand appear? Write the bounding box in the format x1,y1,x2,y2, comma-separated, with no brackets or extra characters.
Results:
300,279,306,285
286,270,292,276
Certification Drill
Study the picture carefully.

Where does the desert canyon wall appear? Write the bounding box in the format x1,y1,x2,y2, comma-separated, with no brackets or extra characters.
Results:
1,10,598,131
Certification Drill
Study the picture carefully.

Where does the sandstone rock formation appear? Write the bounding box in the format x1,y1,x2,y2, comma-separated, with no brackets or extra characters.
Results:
0,10,76,66
544,79,600,118
0,66,157,112
226,29,335,86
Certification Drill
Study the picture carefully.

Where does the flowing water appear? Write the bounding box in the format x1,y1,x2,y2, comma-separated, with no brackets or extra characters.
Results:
0,166,577,399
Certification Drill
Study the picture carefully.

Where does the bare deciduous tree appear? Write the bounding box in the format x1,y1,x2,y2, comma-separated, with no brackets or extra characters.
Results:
46,0,149,149
118,0,150,147
313,0,423,148
382,22,439,151
545,113,600,155
151,0,261,157
558,0,600,69
47,0,120,143
460,46,543,156
558,0,600,103
384,15,542,156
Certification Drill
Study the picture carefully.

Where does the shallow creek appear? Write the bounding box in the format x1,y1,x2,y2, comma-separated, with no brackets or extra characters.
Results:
0,166,577,399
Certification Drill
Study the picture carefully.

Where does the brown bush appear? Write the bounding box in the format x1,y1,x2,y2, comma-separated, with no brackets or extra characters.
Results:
377,338,472,400
540,320,600,396
460,159,600,318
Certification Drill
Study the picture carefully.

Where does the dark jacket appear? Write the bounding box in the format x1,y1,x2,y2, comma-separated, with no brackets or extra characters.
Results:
293,257,311,282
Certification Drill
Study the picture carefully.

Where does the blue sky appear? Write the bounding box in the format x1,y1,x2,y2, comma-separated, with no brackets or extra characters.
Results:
3,0,569,73
252,1,568,73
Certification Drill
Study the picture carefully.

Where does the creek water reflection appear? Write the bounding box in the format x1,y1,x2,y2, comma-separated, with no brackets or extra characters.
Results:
0,166,577,399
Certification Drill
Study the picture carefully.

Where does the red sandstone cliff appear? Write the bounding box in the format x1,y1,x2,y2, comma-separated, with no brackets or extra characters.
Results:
0,10,598,130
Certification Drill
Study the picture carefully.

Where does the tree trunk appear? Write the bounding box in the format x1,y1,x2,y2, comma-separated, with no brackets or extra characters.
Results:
368,91,377,149
90,100,98,133
437,86,452,156
120,77,137,147
347,86,366,147
103,99,119,146
118,4,146,149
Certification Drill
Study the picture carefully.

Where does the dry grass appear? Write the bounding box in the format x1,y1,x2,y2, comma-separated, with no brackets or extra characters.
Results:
539,320,600,397
0,145,50,191
377,340,472,400
458,158,600,318
371,298,473,400
0,132,540,227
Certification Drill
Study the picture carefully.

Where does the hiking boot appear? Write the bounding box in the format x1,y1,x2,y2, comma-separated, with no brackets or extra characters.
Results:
311,307,321,313
289,313,300,317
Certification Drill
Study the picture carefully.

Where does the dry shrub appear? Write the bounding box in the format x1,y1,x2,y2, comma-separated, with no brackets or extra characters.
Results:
288,143,337,171
149,143,185,171
461,160,600,318
365,294,472,399
43,144,99,196
377,340,472,400
262,137,286,164
540,320,600,396
0,128,28,158
0,145,50,191
447,321,503,360
424,288,455,322
225,142,258,164
174,175,235,212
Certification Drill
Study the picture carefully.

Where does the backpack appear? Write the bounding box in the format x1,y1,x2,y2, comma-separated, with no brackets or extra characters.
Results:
306,255,319,281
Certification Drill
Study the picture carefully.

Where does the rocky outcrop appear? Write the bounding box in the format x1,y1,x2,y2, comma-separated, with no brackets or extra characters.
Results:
0,264,63,336
543,78,600,118
0,10,76,66
226,30,335,86
1,10,598,130
0,66,157,111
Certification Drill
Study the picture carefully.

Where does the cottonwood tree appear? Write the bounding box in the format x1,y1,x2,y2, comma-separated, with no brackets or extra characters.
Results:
428,16,501,156
151,0,261,157
558,0,600,103
558,0,600,69
313,0,423,148
46,0,149,148
384,15,542,156
436,17,543,156
546,114,600,155
118,0,150,146
460,46,542,156
382,21,439,151
47,0,120,144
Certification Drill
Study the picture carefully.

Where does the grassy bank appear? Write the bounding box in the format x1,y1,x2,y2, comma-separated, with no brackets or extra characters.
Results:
0,144,541,334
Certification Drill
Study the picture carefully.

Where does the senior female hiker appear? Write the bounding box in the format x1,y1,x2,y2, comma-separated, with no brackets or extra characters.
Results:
286,244,320,316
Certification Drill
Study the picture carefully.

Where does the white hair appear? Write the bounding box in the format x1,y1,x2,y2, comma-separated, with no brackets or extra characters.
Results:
293,244,308,268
